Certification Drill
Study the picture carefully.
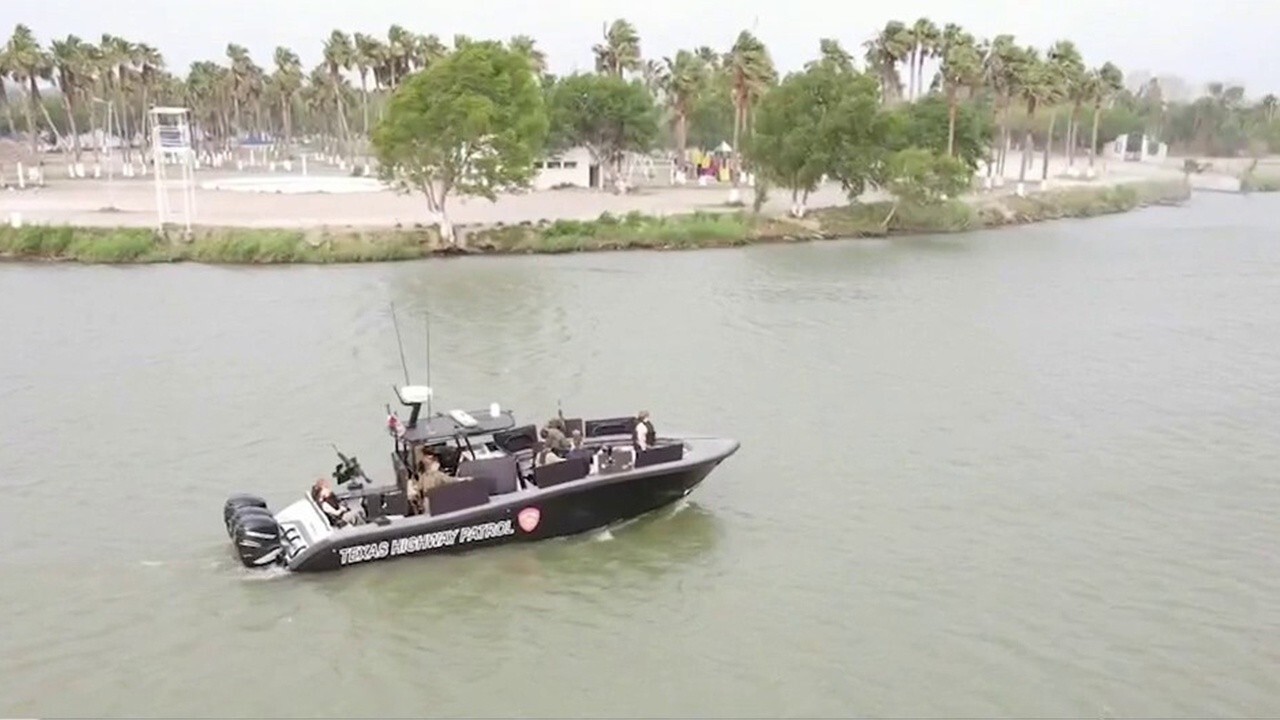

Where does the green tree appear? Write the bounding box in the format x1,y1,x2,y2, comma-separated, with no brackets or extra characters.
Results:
1088,62,1124,167
883,96,992,172
592,19,641,77
883,147,971,205
545,72,659,191
1044,40,1083,178
372,41,548,246
877,146,972,227
748,65,854,215
658,50,707,168
937,29,983,157
724,30,776,183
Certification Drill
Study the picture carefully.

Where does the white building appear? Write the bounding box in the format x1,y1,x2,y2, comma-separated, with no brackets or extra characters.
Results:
532,146,594,190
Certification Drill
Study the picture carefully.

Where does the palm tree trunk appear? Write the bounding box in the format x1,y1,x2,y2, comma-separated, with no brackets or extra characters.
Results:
63,91,82,161
1089,103,1102,169
907,50,916,101
731,100,741,187
1019,119,1033,184
87,97,100,163
0,83,17,136
360,73,369,135
21,83,40,157
1041,110,1057,181
282,97,292,147
676,111,687,171
947,89,958,156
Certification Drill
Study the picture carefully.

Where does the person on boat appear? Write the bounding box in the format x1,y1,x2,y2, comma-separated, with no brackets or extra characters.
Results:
420,452,453,489
312,478,363,527
541,420,572,459
633,411,656,451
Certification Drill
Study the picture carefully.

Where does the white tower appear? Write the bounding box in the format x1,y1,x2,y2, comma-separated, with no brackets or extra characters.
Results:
149,107,197,234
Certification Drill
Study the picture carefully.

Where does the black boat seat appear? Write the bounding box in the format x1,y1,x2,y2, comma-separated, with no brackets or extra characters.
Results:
533,457,590,488
636,443,684,468
456,456,519,496
585,417,634,438
493,424,538,454
604,443,634,471
425,478,490,516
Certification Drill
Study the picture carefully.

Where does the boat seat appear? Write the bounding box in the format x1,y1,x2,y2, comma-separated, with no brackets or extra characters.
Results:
425,478,490,516
585,416,634,438
561,417,584,437
636,443,684,468
595,447,633,475
493,424,538,454
456,456,520,496
532,456,591,488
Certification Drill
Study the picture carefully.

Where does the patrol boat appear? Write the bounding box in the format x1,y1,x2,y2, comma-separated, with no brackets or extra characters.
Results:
223,385,739,572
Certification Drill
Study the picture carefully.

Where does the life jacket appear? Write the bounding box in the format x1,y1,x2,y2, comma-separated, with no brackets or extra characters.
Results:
632,418,656,448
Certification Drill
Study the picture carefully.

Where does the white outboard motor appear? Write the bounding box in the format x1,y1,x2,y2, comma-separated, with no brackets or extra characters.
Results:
223,494,284,568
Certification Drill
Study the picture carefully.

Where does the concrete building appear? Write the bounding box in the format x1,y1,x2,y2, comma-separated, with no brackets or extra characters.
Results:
532,146,594,190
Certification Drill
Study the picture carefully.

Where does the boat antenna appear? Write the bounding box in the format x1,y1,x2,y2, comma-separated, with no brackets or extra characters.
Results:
389,301,411,386
423,309,433,415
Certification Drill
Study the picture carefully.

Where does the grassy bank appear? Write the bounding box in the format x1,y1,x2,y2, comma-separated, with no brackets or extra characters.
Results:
0,180,1190,264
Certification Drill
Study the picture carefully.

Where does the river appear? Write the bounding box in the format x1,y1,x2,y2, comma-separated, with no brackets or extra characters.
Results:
1,192,1277,718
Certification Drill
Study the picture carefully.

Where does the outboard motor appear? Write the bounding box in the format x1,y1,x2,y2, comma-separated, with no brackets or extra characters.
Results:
223,494,283,568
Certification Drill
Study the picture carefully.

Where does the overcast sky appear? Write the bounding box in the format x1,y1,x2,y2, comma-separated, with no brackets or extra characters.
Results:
15,0,1280,96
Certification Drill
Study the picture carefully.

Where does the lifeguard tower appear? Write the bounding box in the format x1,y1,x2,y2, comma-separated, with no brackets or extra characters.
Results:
149,107,197,234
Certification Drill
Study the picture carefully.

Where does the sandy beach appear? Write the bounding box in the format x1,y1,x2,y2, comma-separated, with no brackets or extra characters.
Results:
0,151,1198,231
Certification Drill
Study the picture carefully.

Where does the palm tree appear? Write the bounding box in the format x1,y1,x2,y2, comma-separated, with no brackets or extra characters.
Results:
322,30,353,146
134,43,163,140
659,49,706,169
693,46,720,71
6,24,55,156
1044,40,1083,179
51,34,91,160
415,34,447,71
1012,46,1048,183
724,30,775,184
1088,62,1124,168
98,34,136,159
592,19,641,77
982,34,1020,176
938,30,982,157
907,17,939,101
863,21,911,105
382,25,413,88
509,34,546,76
352,32,382,134
815,38,855,73
272,47,302,146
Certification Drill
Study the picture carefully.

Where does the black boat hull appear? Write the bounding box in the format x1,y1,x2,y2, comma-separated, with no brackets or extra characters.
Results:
289,459,721,572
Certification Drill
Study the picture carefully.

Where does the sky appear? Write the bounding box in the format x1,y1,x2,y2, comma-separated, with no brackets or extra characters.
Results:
14,0,1280,97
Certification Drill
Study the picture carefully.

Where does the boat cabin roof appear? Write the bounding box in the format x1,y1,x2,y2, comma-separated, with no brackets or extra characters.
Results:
402,408,517,444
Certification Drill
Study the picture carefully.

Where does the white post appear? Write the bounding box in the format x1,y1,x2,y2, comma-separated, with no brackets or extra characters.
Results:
301,154,308,176
16,162,25,189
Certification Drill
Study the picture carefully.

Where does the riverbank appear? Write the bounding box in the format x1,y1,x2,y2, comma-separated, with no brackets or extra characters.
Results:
0,179,1191,264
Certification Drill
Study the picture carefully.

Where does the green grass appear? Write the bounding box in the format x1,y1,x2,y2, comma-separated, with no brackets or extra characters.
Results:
472,210,756,253
0,225,434,264
0,180,1191,265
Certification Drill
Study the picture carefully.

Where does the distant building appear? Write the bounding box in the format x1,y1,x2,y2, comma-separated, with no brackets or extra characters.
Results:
532,146,594,190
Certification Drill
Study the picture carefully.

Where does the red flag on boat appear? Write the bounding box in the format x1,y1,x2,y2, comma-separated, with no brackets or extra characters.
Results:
387,411,405,437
